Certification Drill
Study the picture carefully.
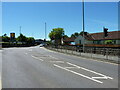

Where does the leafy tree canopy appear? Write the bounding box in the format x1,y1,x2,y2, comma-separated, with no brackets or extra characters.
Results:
17,33,27,42
71,32,79,38
2,34,10,42
49,28,64,40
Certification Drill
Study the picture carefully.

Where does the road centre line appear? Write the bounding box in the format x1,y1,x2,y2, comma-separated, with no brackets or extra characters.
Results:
54,64,103,84
67,62,113,80
31,55,43,61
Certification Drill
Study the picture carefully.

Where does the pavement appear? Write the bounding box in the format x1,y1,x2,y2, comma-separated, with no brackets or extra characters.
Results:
2,46,118,88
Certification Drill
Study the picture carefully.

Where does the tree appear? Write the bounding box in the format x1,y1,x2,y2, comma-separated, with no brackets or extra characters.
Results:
49,28,64,45
17,33,27,43
63,35,69,38
71,32,79,38
105,40,113,44
80,31,88,35
2,34,10,42
27,37,35,45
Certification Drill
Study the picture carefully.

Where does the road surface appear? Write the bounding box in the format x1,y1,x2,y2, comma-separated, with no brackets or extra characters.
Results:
2,46,118,88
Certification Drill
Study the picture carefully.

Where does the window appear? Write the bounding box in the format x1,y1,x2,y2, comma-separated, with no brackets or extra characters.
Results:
79,40,81,44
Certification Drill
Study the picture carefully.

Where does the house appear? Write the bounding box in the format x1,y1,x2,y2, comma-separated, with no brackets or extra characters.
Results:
74,31,120,47
63,36,76,45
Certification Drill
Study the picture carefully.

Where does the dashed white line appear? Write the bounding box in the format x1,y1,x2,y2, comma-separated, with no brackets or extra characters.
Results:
54,64,103,84
31,55,43,61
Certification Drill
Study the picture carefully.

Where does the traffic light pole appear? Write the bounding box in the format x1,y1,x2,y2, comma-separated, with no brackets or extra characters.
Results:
103,27,105,55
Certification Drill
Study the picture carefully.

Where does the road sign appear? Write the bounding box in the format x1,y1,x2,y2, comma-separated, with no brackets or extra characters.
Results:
10,33,15,41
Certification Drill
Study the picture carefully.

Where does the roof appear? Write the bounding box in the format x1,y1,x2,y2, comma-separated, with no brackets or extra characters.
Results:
90,31,120,40
63,36,76,42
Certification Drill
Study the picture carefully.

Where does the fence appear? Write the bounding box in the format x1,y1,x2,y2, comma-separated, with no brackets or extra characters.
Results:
45,45,120,64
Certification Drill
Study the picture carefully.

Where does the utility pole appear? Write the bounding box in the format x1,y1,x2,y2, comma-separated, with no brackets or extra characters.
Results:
45,22,47,42
82,0,85,52
19,26,21,34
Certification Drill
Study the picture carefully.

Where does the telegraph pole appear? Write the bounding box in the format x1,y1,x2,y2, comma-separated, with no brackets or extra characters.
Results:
82,0,85,52
45,22,47,42
19,26,21,34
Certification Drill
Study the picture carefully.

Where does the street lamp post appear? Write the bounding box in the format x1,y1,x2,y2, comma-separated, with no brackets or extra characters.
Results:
82,0,85,52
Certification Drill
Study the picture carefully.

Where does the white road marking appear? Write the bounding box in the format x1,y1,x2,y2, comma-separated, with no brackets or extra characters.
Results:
31,55,43,61
50,61,64,63
25,53,28,55
92,77,108,79
67,62,113,80
49,56,58,60
54,64,103,84
64,67,79,69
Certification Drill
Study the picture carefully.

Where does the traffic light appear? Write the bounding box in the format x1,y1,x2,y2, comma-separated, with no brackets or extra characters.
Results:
104,27,108,37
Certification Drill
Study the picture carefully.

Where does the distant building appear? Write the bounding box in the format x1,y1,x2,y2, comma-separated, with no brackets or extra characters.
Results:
74,31,120,47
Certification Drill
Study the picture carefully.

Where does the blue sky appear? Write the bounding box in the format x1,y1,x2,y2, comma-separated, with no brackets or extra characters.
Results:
2,2,118,39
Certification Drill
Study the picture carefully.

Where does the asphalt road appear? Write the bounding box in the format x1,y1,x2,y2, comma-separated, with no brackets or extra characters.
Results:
2,46,118,88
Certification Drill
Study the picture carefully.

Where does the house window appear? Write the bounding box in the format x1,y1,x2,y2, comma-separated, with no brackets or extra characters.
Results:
79,40,81,44
113,40,116,44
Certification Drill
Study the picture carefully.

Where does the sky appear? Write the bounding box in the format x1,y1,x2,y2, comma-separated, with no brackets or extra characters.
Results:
2,2,118,40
